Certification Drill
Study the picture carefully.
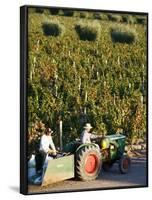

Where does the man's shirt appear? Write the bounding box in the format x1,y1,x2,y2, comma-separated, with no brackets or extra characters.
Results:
39,134,56,153
80,130,96,143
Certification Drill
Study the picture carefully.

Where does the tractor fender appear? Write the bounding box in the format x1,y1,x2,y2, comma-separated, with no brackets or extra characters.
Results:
76,143,100,154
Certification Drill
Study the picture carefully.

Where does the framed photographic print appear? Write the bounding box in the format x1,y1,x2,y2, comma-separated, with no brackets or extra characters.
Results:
20,5,148,195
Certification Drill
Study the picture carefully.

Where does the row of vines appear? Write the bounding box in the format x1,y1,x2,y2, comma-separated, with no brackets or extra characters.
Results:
27,8,147,156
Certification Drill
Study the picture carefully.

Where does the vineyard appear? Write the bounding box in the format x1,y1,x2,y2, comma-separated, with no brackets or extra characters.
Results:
27,8,147,156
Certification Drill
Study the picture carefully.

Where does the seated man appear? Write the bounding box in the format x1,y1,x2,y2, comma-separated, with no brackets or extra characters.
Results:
35,128,57,175
80,123,98,144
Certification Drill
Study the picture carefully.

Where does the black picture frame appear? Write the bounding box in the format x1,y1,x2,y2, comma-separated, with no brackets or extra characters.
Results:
20,5,148,195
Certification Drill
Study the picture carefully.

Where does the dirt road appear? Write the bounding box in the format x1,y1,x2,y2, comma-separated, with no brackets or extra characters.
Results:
28,153,147,194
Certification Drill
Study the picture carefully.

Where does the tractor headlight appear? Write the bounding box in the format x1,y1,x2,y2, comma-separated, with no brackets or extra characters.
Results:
101,138,110,149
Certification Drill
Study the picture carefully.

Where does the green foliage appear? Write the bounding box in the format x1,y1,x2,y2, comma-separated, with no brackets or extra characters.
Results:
75,21,101,41
63,9,74,17
35,8,44,14
122,15,135,24
110,25,137,44
49,8,60,15
107,14,122,22
42,20,64,36
79,12,88,18
93,12,102,20
136,16,146,25
28,120,46,156
28,9,147,154
94,13,108,21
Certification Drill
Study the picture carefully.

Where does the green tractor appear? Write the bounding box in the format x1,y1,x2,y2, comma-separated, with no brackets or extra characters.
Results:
63,134,131,181
29,134,131,186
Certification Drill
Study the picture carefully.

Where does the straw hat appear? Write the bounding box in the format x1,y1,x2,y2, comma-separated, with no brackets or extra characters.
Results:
84,123,93,130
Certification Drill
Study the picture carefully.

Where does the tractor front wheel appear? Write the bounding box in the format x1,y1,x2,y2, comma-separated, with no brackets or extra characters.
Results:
119,155,131,174
76,146,102,181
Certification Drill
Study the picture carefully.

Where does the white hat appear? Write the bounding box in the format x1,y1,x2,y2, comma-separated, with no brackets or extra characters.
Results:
84,123,93,129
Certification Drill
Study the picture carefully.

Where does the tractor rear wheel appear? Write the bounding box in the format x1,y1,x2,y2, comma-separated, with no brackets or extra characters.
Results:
75,145,102,181
119,155,131,174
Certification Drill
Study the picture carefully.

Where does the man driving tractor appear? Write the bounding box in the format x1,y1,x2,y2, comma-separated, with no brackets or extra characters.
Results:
80,123,99,143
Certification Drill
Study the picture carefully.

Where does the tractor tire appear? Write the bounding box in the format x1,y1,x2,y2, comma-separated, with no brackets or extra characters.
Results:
119,155,131,174
75,145,102,181
102,162,114,172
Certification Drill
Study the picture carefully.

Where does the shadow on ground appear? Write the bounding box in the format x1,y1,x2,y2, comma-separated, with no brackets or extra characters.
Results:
9,186,19,193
